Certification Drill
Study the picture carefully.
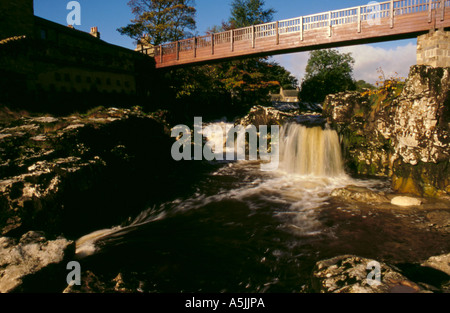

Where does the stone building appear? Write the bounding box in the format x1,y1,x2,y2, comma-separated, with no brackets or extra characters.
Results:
270,87,300,103
0,0,155,112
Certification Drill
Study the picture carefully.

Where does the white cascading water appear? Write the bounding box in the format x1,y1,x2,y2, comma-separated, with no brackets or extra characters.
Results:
278,123,345,177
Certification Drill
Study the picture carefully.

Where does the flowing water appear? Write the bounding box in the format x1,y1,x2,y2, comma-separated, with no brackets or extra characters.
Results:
74,122,448,293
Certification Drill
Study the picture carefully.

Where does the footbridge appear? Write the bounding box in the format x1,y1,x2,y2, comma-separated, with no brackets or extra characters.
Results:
139,0,450,68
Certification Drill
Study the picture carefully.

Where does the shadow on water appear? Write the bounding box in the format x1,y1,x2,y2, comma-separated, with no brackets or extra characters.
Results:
79,164,325,293
81,204,297,292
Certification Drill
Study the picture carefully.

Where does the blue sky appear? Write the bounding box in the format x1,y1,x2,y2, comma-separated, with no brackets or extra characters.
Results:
34,0,417,84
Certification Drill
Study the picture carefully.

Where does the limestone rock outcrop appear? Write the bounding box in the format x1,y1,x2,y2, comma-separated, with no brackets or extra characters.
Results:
324,65,450,197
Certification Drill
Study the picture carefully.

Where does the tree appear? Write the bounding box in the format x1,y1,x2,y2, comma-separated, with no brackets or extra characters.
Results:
299,49,356,103
118,0,196,46
229,0,276,28
264,61,298,93
355,79,375,92
164,0,296,117
218,0,284,110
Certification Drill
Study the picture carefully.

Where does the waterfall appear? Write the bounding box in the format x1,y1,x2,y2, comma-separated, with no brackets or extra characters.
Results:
279,123,345,177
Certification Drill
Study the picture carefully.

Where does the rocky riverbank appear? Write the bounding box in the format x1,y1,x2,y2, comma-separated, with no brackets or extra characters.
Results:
312,65,450,293
0,106,216,292
0,107,178,238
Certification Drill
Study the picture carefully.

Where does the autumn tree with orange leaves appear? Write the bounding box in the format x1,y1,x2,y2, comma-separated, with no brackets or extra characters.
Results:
210,0,297,109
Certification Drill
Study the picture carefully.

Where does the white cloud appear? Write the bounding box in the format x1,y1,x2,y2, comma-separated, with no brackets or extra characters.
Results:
272,52,309,85
272,42,417,85
339,43,417,84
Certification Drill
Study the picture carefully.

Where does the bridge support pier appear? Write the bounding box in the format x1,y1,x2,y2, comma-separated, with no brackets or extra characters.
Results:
417,29,450,67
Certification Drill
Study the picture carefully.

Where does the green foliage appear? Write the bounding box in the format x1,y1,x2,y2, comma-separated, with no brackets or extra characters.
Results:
218,58,284,109
355,80,375,92
164,57,297,119
361,67,406,111
300,49,356,103
265,61,298,93
216,0,290,110
164,0,296,118
145,0,296,120
118,0,196,46
229,0,276,28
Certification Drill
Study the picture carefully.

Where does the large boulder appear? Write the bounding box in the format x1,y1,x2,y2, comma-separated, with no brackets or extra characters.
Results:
390,66,450,196
236,105,299,127
391,196,422,207
312,255,426,293
322,91,371,125
422,253,450,276
324,65,450,197
331,185,390,203
323,91,392,177
391,66,449,165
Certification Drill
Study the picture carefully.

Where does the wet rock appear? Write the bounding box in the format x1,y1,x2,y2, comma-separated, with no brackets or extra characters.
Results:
63,271,109,293
312,255,426,293
238,105,329,130
292,114,326,127
391,196,422,207
0,231,75,293
323,92,370,125
237,105,299,127
330,186,389,203
63,271,140,293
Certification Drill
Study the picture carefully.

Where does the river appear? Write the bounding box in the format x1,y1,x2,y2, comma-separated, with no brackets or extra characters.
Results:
73,121,448,293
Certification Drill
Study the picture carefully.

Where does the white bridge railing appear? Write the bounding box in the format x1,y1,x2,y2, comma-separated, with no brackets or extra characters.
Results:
147,0,448,61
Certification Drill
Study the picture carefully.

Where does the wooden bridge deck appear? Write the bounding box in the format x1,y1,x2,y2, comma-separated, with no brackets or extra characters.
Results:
142,0,450,69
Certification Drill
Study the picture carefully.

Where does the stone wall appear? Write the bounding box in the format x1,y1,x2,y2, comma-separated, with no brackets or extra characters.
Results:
417,30,450,68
